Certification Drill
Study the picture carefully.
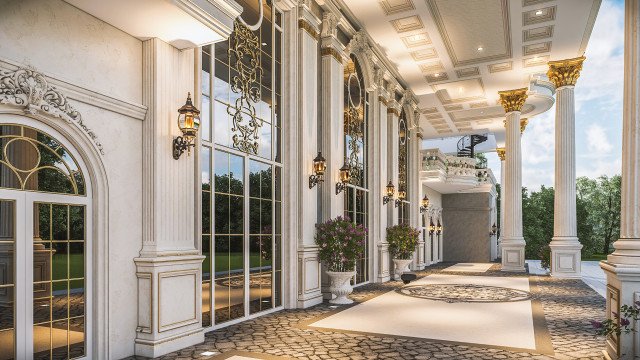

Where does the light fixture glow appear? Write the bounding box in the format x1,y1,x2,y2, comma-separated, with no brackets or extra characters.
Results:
201,351,219,356
535,9,543,15
433,73,440,77
477,46,484,51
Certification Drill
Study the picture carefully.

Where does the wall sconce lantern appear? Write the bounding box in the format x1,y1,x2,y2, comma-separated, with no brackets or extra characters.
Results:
173,93,201,160
429,221,436,235
420,195,430,213
395,186,406,208
335,159,351,195
382,181,395,205
491,223,497,236
436,221,442,235
309,152,327,189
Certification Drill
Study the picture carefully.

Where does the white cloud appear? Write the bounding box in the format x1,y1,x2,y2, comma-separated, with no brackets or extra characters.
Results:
585,123,613,153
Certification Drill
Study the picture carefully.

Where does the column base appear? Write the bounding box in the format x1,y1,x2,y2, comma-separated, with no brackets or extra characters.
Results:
377,242,391,282
600,261,640,360
133,254,205,358
549,238,583,278
501,238,525,272
297,246,323,308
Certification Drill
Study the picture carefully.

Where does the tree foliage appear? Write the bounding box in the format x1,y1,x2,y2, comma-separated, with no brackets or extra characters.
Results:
500,175,621,260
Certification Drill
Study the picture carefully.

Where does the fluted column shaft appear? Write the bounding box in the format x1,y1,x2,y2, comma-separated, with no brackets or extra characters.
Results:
553,86,578,239
499,157,505,252
503,111,524,241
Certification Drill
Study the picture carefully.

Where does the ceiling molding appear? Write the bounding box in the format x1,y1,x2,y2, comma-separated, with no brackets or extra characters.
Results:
523,6,556,26
410,48,438,61
579,0,602,54
522,0,554,7
426,0,512,67
523,25,554,42
390,15,424,33
522,55,549,68
401,32,431,48
523,41,552,56
487,61,513,73
455,67,481,78
425,72,449,83
378,0,416,15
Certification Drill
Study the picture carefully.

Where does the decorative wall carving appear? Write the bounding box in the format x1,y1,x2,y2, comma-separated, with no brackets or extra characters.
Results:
0,67,104,154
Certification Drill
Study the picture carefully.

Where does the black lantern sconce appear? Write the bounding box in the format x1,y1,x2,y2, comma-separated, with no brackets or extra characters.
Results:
309,152,327,189
436,221,443,235
428,221,436,235
335,158,351,195
173,93,201,160
395,186,406,208
382,181,395,205
420,195,430,213
491,223,498,236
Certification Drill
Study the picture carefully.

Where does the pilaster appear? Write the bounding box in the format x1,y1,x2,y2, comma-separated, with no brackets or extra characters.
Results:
296,4,323,308
602,1,640,358
548,56,585,278
376,72,391,282
499,88,528,272
497,147,506,257
135,38,204,358
387,82,401,226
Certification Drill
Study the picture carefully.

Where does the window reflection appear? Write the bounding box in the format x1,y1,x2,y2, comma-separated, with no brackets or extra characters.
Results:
0,200,15,359
0,125,86,196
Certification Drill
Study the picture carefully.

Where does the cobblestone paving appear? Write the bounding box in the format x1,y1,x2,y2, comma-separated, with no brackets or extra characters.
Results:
128,263,606,360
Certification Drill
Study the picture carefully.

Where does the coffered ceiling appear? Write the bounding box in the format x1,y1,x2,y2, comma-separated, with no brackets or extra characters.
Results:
339,0,601,146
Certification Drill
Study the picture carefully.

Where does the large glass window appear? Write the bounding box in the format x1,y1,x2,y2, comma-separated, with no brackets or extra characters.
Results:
201,0,283,327
398,110,410,225
343,55,369,285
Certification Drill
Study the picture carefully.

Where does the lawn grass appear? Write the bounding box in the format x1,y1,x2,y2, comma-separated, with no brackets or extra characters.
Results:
583,253,608,261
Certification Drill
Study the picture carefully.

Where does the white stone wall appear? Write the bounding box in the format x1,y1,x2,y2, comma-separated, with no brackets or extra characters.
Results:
0,1,144,358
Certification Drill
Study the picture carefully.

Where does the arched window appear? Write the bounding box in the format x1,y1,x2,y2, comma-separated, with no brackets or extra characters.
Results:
343,55,369,285
0,122,90,359
398,110,410,224
200,0,284,327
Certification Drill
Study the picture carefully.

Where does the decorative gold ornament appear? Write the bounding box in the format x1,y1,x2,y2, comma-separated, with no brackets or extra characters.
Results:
228,20,263,155
298,19,319,40
498,88,528,113
520,118,529,134
321,47,342,62
496,147,506,161
547,56,585,88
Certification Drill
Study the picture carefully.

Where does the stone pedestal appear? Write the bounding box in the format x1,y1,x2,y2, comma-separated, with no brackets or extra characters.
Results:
547,58,585,278
602,1,640,359
498,89,528,272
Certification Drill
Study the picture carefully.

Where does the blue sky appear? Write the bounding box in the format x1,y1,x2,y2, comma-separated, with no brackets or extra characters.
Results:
487,0,624,191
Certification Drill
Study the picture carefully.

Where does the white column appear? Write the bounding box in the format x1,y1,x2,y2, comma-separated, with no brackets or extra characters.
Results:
320,13,345,221
499,89,528,272
374,70,391,282
497,148,505,257
295,6,323,308
547,57,585,278
134,38,204,358
387,92,400,226
602,1,640,358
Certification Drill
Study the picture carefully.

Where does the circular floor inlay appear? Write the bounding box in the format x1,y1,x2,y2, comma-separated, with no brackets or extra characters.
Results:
396,284,533,303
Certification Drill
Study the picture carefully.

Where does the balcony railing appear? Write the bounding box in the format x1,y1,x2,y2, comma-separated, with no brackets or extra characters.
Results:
420,148,496,193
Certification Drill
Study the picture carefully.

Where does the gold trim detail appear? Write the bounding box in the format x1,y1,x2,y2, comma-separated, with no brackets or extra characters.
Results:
547,56,585,88
298,19,319,40
498,88,528,113
496,148,506,161
321,47,342,63
520,118,529,134
387,108,400,116
378,96,388,106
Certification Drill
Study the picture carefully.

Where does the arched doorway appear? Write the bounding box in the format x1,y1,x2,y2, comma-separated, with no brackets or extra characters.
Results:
0,122,92,360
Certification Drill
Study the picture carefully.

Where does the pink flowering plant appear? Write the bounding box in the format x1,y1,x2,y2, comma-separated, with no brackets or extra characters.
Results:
315,216,367,272
592,302,640,336
386,224,420,260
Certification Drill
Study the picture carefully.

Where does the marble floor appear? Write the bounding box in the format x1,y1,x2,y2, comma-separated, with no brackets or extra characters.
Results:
128,263,606,360
442,263,494,273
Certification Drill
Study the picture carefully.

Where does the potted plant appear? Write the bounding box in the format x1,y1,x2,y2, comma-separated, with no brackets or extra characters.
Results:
386,224,420,280
315,216,367,304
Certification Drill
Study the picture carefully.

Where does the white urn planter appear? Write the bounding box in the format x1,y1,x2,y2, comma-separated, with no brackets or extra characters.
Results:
393,259,413,280
326,271,356,305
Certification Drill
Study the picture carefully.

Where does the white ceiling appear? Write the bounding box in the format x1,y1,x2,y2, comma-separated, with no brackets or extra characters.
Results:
340,0,601,147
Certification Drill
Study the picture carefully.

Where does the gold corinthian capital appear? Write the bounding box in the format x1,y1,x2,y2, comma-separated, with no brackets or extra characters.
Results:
498,88,528,113
496,147,506,161
547,56,585,88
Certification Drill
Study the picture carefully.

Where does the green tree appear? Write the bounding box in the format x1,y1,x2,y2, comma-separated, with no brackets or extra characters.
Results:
522,186,554,259
577,175,621,255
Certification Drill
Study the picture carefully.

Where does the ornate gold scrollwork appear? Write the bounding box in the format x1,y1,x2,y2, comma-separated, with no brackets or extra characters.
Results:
547,56,585,88
496,147,506,161
498,88,528,113
228,20,264,155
